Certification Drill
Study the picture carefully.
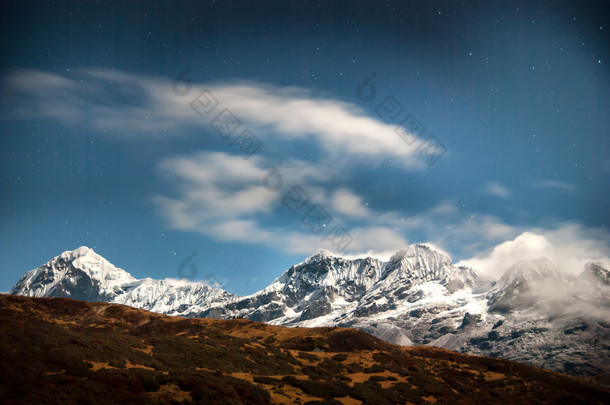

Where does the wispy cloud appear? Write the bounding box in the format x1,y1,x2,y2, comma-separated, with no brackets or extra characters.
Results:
153,150,409,255
155,162,528,259
330,189,371,218
482,181,510,198
154,152,275,229
2,68,433,168
534,180,576,192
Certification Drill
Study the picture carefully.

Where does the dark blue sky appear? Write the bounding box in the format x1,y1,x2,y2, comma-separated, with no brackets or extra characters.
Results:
1,0,609,294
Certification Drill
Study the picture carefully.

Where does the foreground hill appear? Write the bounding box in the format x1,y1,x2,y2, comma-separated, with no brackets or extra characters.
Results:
0,294,608,404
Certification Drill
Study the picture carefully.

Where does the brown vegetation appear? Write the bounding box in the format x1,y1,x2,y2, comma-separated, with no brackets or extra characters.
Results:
0,294,608,404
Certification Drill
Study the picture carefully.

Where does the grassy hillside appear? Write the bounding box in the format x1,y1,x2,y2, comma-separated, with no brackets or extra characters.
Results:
0,294,608,404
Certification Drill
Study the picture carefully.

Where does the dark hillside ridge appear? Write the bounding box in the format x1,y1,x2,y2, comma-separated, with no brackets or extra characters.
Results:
1,294,608,404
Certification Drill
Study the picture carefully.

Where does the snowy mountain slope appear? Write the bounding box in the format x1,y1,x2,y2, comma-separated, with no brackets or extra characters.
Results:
112,277,235,315
188,244,500,361
10,247,136,302
192,244,481,322
9,245,610,376
10,247,236,314
486,257,567,314
194,250,387,322
576,262,610,287
435,259,610,376
184,250,610,376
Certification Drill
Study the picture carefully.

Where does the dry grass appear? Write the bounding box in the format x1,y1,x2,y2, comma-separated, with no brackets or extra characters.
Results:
1,294,609,405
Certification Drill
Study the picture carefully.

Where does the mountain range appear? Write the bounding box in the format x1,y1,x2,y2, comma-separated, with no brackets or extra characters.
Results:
9,245,610,376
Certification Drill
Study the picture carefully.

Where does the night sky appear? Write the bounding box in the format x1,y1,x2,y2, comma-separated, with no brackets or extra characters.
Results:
1,1,609,294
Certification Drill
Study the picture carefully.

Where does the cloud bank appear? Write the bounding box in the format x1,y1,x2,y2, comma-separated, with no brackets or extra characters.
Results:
457,225,610,278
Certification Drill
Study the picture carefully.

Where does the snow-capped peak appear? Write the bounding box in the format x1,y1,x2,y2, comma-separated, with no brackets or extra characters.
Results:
63,246,94,260
496,257,565,288
10,247,135,299
577,262,610,286
10,246,236,315
388,244,452,265
382,243,462,286
487,257,567,314
69,246,136,286
305,249,335,262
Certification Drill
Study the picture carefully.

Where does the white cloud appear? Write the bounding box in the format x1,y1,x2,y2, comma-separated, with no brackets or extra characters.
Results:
427,201,459,216
204,82,425,165
534,180,576,191
456,232,553,278
330,189,371,218
2,69,434,167
162,151,268,185
4,69,77,93
456,224,610,279
209,220,275,243
155,152,276,225
399,203,520,256
153,150,409,256
538,223,610,274
341,226,409,253
483,181,510,198
154,153,610,276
